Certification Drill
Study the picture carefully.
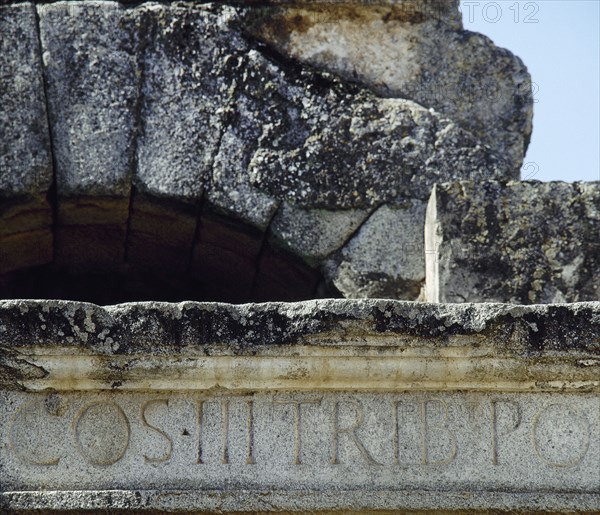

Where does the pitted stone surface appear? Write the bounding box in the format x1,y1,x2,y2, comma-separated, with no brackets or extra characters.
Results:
135,4,233,203
37,1,141,265
1,390,598,502
38,1,138,201
243,0,533,169
1,299,600,354
269,203,373,264
0,3,52,202
425,181,600,304
324,200,427,299
1,0,522,300
248,96,514,208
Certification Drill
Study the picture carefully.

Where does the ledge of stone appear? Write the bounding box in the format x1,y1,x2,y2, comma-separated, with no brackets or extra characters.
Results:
1,300,599,392
1,299,600,352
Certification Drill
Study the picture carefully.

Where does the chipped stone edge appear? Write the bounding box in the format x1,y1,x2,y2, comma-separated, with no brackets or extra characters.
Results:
1,299,599,393
1,488,599,513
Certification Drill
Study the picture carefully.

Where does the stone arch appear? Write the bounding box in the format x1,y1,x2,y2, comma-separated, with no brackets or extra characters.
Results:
0,0,520,304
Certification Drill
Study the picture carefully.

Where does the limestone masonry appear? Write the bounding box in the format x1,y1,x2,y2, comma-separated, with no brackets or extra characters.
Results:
1,0,534,302
1,1,595,305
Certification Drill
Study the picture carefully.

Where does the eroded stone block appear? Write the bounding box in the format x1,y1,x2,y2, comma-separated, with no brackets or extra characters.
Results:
269,203,372,265
243,0,532,169
248,97,515,209
324,200,427,299
425,181,600,303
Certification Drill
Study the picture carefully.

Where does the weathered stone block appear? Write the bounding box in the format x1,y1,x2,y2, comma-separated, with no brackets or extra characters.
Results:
249,96,514,209
324,200,427,299
0,3,53,273
128,4,234,271
207,48,282,230
269,203,372,265
425,181,600,303
0,300,599,513
38,1,139,266
244,0,532,169
21,0,518,298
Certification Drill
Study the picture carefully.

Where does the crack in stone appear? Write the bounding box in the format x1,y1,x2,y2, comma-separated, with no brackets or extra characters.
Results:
33,4,58,266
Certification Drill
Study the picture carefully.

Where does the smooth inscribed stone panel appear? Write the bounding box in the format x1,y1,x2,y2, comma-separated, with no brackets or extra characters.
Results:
0,300,599,512
0,390,598,512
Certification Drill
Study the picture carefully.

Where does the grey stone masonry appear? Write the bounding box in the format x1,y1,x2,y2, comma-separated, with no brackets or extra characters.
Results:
425,181,600,303
324,200,427,300
243,0,532,170
38,1,139,267
0,299,599,513
0,1,522,301
0,3,53,273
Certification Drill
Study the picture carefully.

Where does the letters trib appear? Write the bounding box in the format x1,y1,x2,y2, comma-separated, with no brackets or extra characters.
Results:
1,391,599,493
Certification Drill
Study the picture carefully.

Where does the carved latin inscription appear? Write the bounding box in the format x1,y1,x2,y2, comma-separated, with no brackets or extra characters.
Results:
531,403,590,468
1,392,598,493
273,398,321,465
330,400,380,465
140,399,173,464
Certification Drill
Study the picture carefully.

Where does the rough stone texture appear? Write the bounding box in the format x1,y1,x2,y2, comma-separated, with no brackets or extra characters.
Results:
0,300,599,513
0,3,53,273
324,200,426,299
426,181,600,304
135,5,230,204
128,5,230,275
206,45,282,230
1,390,598,511
2,489,600,514
1,299,599,360
240,0,463,30
38,1,139,266
2,1,535,302
269,203,372,265
243,0,533,170
248,96,514,209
